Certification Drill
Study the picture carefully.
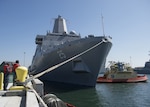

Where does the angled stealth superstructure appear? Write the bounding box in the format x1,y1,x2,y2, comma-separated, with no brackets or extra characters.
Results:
53,15,68,33
29,16,112,87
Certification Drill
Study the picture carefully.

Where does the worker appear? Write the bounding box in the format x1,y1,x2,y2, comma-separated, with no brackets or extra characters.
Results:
13,60,20,82
13,60,20,71
3,63,12,90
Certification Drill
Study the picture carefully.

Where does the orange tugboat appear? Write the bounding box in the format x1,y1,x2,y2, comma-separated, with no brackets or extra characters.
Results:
97,61,148,83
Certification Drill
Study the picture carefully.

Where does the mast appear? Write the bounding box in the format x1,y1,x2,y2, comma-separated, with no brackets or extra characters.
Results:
148,51,150,61
101,14,105,36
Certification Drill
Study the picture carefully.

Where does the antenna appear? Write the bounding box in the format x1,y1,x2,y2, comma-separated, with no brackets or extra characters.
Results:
130,56,132,66
101,14,105,36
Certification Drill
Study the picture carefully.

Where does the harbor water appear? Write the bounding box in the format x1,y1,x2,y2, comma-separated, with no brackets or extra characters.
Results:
44,74,150,107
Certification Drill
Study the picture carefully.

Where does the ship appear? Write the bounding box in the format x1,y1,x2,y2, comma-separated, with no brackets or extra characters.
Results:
134,60,150,74
97,61,148,83
29,15,112,87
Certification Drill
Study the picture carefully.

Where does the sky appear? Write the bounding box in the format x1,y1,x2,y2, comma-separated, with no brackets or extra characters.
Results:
0,0,150,68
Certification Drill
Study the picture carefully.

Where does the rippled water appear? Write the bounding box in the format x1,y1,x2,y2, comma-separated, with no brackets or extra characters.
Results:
44,75,150,107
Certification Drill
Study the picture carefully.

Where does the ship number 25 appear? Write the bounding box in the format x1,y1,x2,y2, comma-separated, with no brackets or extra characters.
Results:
57,50,66,59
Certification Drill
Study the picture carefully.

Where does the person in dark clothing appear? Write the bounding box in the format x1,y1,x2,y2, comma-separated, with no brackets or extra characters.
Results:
13,60,20,71
3,63,12,90
13,60,20,82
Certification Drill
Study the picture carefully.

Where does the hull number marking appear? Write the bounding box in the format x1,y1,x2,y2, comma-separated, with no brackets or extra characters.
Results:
57,50,66,59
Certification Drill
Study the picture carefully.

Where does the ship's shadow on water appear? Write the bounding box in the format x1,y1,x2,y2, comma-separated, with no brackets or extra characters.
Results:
43,80,93,93
43,81,101,107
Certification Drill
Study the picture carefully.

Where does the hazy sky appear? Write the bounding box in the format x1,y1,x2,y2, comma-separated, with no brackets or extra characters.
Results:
0,0,150,67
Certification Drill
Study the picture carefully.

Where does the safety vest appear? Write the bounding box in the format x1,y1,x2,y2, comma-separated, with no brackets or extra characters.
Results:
4,65,12,73
13,63,20,71
4,65,8,74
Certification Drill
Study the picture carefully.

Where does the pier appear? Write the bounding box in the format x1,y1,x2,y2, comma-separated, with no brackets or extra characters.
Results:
0,66,74,107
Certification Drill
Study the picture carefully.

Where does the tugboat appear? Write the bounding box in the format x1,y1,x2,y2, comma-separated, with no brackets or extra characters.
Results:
97,61,148,83
134,60,150,74
29,15,112,87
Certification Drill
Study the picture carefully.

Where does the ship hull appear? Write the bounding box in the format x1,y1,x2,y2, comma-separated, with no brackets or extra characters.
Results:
30,37,112,87
134,61,150,74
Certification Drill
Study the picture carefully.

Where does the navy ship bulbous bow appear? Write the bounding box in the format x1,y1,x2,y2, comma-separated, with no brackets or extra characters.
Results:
29,16,112,87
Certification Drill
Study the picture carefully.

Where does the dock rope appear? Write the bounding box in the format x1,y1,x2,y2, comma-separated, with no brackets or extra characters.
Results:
25,38,109,85
32,88,48,107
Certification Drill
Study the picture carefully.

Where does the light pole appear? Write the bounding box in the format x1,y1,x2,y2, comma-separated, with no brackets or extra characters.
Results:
24,52,26,66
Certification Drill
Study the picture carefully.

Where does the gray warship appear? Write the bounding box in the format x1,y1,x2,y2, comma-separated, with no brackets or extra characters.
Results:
134,60,150,74
29,16,112,87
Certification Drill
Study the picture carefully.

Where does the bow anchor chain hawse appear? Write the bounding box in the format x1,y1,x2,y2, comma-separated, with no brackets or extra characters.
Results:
24,38,110,85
